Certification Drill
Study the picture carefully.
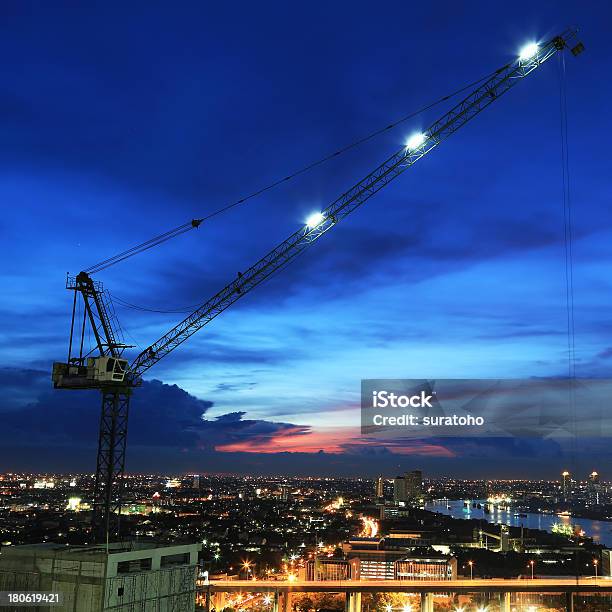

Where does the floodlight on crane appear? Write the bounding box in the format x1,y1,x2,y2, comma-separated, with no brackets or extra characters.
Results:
405,132,427,151
519,42,539,61
305,211,326,228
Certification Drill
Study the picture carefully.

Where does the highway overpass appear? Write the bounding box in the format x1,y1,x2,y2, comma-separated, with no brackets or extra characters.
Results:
203,578,612,612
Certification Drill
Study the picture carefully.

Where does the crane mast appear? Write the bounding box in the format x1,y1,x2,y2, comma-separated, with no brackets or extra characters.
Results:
51,30,580,542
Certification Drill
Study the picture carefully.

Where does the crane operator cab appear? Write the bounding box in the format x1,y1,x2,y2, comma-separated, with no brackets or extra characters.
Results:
52,356,129,389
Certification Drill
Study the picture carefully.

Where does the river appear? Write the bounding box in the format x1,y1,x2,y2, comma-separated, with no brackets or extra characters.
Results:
425,499,612,548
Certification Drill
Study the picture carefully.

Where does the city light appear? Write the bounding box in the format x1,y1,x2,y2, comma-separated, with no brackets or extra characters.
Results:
66,497,81,511
305,211,325,228
385,605,392,612
263,595,273,606
358,516,380,538
405,132,426,151
519,42,539,61
402,605,412,612
287,573,297,582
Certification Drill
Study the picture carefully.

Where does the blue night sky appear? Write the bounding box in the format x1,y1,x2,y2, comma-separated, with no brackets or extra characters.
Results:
1,1,611,477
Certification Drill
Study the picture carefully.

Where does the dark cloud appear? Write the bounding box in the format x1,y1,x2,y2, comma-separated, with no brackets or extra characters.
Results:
0,367,50,410
214,381,257,392
0,369,307,452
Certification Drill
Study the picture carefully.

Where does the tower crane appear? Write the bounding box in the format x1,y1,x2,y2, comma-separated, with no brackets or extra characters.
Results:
51,31,582,542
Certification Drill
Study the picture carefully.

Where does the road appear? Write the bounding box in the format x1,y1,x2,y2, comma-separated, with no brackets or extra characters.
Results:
207,578,612,594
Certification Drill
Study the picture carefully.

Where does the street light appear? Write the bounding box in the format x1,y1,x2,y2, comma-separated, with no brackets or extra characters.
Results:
593,559,599,578
467,560,474,580
529,559,535,579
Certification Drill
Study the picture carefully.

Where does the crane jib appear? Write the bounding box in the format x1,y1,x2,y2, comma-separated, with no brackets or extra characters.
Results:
128,30,578,381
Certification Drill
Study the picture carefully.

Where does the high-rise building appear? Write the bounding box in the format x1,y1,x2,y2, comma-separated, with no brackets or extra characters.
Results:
561,470,571,501
376,476,384,499
393,476,406,503
587,471,601,505
405,470,422,500
393,471,422,504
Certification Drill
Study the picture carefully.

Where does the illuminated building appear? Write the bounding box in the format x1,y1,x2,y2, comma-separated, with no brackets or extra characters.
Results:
342,535,433,581
376,476,384,499
33,479,55,489
380,505,410,519
394,554,457,580
587,471,601,506
305,558,356,581
561,470,571,501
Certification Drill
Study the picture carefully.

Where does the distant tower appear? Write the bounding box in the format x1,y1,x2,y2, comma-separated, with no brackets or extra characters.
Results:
393,471,422,504
393,476,406,503
588,471,601,505
561,471,570,502
376,476,384,499
192,474,200,490
405,470,423,501
281,486,290,502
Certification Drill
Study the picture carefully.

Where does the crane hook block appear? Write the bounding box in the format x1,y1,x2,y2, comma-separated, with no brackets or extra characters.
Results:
191,219,203,228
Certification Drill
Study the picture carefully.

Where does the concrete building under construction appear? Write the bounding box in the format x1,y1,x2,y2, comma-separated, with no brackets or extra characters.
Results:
0,541,201,611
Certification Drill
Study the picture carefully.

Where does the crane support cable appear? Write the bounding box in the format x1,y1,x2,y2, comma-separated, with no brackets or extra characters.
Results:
126,30,576,381
84,220,200,274
84,66,514,276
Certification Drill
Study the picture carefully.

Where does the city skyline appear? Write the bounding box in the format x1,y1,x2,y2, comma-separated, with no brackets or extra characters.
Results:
2,3,612,475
